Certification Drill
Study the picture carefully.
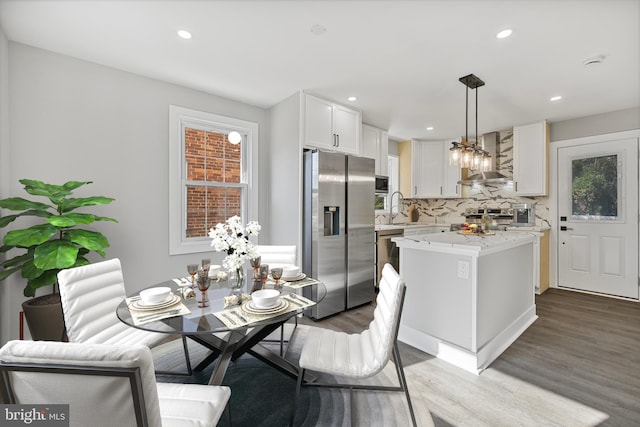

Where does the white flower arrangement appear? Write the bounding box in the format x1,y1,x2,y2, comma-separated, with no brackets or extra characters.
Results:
208,216,261,271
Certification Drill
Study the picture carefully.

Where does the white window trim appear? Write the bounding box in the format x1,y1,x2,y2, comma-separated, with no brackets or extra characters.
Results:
169,105,259,255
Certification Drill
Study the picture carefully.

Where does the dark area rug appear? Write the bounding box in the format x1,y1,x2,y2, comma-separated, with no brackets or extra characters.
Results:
154,325,432,426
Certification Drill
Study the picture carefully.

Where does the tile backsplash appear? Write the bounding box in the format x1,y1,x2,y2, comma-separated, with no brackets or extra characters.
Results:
376,129,551,226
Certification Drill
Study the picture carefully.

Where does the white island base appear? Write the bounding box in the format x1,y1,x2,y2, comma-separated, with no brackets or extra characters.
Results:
394,232,538,374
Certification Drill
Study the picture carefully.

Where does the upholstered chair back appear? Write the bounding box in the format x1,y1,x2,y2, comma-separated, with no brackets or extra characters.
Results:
57,258,166,347
255,245,297,267
298,263,406,378
0,340,163,427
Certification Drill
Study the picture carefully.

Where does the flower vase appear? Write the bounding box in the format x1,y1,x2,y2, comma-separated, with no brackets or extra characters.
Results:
232,268,245,295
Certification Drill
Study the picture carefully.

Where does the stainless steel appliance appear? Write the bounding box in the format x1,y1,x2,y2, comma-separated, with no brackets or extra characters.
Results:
375,228,402,287
511,203,535,226
303,150,376,319
375,175,389,194
464,207,513,228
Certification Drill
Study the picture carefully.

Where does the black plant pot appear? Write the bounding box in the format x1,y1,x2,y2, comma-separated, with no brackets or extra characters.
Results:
21,294,66,341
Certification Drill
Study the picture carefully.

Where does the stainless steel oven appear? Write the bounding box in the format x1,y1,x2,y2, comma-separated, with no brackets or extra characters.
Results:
511,203,535,226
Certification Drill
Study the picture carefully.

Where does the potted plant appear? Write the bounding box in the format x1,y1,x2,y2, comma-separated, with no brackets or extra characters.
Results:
0,179,117,340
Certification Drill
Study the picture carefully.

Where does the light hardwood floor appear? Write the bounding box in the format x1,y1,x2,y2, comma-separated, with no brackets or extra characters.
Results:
300,288,640,426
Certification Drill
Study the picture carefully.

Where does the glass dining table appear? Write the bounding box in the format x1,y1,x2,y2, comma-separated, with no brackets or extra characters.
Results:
116,275,326,386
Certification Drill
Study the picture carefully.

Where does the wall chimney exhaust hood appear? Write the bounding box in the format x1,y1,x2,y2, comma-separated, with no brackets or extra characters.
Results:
458,132,512,185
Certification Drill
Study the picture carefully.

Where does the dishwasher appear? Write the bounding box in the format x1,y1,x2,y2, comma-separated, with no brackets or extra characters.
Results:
375,228,403,287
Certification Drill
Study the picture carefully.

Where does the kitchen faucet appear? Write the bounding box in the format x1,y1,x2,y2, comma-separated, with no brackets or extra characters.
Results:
388,191,404,224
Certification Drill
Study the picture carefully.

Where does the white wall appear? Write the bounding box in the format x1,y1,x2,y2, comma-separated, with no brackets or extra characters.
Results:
0,25,13,343
0,42,269,344
550,107,640,142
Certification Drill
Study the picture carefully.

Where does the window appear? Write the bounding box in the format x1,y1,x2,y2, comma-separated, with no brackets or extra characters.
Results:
571,154,619,220
169,106,258,255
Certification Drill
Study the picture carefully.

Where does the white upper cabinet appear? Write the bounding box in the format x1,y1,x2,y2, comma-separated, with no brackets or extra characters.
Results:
362,124,389,176
410,140,460,198
513,120,549,196
304,94,361,155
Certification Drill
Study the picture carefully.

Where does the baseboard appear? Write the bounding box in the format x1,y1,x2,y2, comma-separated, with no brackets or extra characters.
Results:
398,305,538,375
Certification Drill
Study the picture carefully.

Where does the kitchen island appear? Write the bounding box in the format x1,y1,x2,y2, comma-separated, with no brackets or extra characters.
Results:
393,231,537,374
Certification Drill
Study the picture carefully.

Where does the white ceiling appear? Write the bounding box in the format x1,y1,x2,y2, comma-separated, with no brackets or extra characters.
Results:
1,0,638,141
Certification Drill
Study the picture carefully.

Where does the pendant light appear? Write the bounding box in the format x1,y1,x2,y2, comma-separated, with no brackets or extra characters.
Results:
449,74,491,172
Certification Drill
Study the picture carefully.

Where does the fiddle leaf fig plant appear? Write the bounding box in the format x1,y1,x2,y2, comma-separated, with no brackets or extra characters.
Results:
0,179,117,297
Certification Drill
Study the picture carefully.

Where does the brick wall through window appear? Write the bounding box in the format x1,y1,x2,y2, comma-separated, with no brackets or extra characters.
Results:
184,129,242,238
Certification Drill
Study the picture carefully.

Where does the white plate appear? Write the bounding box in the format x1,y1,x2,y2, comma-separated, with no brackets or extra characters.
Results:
242,299,289,315
281,273,306,282
130,294,180,311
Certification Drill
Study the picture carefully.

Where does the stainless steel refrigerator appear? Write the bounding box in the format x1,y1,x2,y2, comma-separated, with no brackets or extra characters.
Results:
302,149,376,320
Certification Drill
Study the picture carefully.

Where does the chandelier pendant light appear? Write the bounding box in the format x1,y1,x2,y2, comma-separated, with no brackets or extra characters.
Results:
449,74,491,172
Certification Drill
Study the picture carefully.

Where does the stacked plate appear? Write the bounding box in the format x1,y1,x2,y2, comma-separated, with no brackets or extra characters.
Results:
281,265,306,281
242,299,289,315
130,293,181,311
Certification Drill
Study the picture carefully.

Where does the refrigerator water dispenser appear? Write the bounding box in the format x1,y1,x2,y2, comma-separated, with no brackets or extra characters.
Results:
324,206,340,236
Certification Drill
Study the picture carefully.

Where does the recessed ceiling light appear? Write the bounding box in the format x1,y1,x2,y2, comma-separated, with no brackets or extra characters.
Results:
347,96,357,102
496,29,512,39
177,29,192,40
550,95,562,102
426,127,434,131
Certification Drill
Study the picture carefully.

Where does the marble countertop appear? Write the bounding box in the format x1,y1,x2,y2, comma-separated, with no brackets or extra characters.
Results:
393,230,536,254
375,223,449,231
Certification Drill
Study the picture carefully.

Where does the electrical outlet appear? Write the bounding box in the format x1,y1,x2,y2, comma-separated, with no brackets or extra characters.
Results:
457,261,469,279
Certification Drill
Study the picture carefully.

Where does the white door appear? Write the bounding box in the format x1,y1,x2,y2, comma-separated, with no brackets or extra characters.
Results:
557,138,638,299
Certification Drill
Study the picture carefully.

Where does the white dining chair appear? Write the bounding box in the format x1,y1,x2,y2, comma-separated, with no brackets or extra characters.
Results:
57,258,192,376
255,245,298,355
0,340,230,427
291,263,417,426
255,245,296,268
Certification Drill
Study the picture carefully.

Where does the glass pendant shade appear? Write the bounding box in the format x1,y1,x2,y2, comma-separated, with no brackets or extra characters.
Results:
449,143,462,165
472,149,483,170
461,146,473,169
482,153,491,171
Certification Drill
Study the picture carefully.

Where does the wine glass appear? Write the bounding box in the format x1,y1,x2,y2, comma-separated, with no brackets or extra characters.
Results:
201,259,211,277
196,269,211,307
271,267,283,289
187,264,198,288
250,256,262,279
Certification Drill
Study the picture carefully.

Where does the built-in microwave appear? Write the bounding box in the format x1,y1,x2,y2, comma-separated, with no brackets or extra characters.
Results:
511,203,535,226
375,175,389,194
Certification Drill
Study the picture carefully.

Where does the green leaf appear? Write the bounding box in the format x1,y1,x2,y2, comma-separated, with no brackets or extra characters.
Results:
23,284,37,298
0,265,22,281
47,213,98,227
0,214,19,228
3,224,59,247
0,209,53,228
21,179,71,200
63,181,92,191
0,197,52,211
21,259,44,280
33,240,79,270
60,196,115,212
24,269,59,296
94,215,118,223
65,229,109,255
1,252,33,268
